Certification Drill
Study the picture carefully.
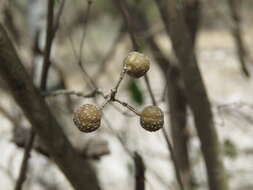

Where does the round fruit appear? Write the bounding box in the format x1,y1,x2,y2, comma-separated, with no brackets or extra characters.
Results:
124,51,150,78
140,106,164,132
73,104,102,133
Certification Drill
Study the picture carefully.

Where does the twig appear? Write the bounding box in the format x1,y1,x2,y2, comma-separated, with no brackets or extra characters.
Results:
113,0,157,105
161,127,185,190
43,89,100,98
144,75,156,106
102,115,133,156
40,0,56,90
77,0,97,89
64,22,98,90
227,0,250,77
113,68,127,95
53,0,66,34
114,98,140,116
113,0,185,189
93,24,125,79
15,129,36,190
79,0,92,62
100,67,128,109
110,103,137,117
103,115,146,190
63,1,99,92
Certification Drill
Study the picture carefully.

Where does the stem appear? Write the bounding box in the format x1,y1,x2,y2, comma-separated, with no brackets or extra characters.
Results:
114,98,140,116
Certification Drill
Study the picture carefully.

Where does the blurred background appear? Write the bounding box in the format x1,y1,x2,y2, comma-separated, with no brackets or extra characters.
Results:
0,0,253,190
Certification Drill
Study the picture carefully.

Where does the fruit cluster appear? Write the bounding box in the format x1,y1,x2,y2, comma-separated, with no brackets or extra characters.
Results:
73,51,164,133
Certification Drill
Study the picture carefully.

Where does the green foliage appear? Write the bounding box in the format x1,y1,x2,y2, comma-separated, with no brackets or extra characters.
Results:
127,79,144,105
223,139,238,159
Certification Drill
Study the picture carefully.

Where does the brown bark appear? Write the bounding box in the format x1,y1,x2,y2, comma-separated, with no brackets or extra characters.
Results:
154,0,229,190
0,24,101,190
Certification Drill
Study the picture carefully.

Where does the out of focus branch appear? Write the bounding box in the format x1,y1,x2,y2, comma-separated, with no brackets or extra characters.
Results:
15,129,36,190
0,24,101,190
15,1,57,189
227,0,251,77
113,0,184,190
43,89,100,98
12,126,110,159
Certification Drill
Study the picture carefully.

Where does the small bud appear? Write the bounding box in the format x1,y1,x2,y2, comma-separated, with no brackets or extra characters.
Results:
73,104,102,133
124,51,150,78
140,106,164,132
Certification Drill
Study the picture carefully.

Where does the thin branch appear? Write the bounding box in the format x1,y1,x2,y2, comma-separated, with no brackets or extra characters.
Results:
79,0,93,61
15,1,56,189
144,75,156,106
113,0,157,105
161,128,185,190
53,0,66,34
113,0,185,189
93,24,125,79
110,67,127,100
77,0,98,89
114,98,140,116
102,115,133,156
109,103,137,117
15,129,36,190
40,0,56,90
0,23,101,190
227,0,250,77
43,89,99,98
63,1,98,91
103,115,146,190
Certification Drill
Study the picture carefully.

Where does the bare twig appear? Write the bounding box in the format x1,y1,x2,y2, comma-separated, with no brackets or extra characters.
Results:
114,98,140,116
103,114,146,190
227,0,250,77
113,0,157,106
144,75,156,106
77,0,98,89
93,24,125,79
102,115,133,156
43,89,100,98
109,103,136,117
40,0,56,90
79,0,92,62
53,0,66,33
113,0,185,189
15,129,36,190
161,127,185,190
64,23,99,90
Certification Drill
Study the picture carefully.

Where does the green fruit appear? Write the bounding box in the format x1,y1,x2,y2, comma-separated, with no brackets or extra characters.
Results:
124,51,150,78
140,106,164,132
73,104,102,133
